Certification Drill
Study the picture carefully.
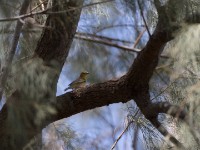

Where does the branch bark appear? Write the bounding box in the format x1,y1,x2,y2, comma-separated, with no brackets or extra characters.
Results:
51,3,188,148
52,14,184,148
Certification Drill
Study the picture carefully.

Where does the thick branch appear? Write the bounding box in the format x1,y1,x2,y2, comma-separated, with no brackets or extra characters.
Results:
54,22,171,118
55,78,131,119
52,4,185,148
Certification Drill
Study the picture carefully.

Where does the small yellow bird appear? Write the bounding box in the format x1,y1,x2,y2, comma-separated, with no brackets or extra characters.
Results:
64,71,89,91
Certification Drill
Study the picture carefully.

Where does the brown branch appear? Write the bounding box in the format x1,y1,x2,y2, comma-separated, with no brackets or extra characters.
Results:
74,32,169,58
76,32,133,44
52,8,185,148
137,0,151,38
0,29,169,58
0,0,189,149
51,21,183,149
133,28,146,48
75,33,141,53
0,12,182,150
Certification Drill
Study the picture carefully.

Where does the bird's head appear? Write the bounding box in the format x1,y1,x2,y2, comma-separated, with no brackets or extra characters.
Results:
80,71,89,79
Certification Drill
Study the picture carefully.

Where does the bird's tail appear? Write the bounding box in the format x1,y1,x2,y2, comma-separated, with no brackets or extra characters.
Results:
64,87,70,91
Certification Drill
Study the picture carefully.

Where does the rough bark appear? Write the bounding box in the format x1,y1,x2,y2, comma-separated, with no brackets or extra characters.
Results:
0,0,83,149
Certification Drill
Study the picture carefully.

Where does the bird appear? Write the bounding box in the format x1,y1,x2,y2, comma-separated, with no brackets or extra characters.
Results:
64,71,89,91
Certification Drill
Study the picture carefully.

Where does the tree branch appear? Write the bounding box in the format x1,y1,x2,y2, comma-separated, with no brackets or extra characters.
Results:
137,0,151,37
0,0,114,22
75,32,169,58
75,32,141,53
51,4,186,148
0,0,192,149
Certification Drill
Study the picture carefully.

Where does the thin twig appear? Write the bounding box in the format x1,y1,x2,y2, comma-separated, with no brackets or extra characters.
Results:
0,0,31,101
111,122,132,150
95,24,145,33
75,33,169,59
133,28,146,48
151,71,187,101
75,33,141,53
77,32,133,44
137,0,151,38
0,0,114,22
154,70,168,85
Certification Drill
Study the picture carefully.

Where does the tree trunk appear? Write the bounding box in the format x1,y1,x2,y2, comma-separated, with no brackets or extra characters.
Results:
0,0,83,149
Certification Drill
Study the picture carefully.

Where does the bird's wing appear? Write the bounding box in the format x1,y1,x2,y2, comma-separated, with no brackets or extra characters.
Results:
69,78,85,86
65,78,86,91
